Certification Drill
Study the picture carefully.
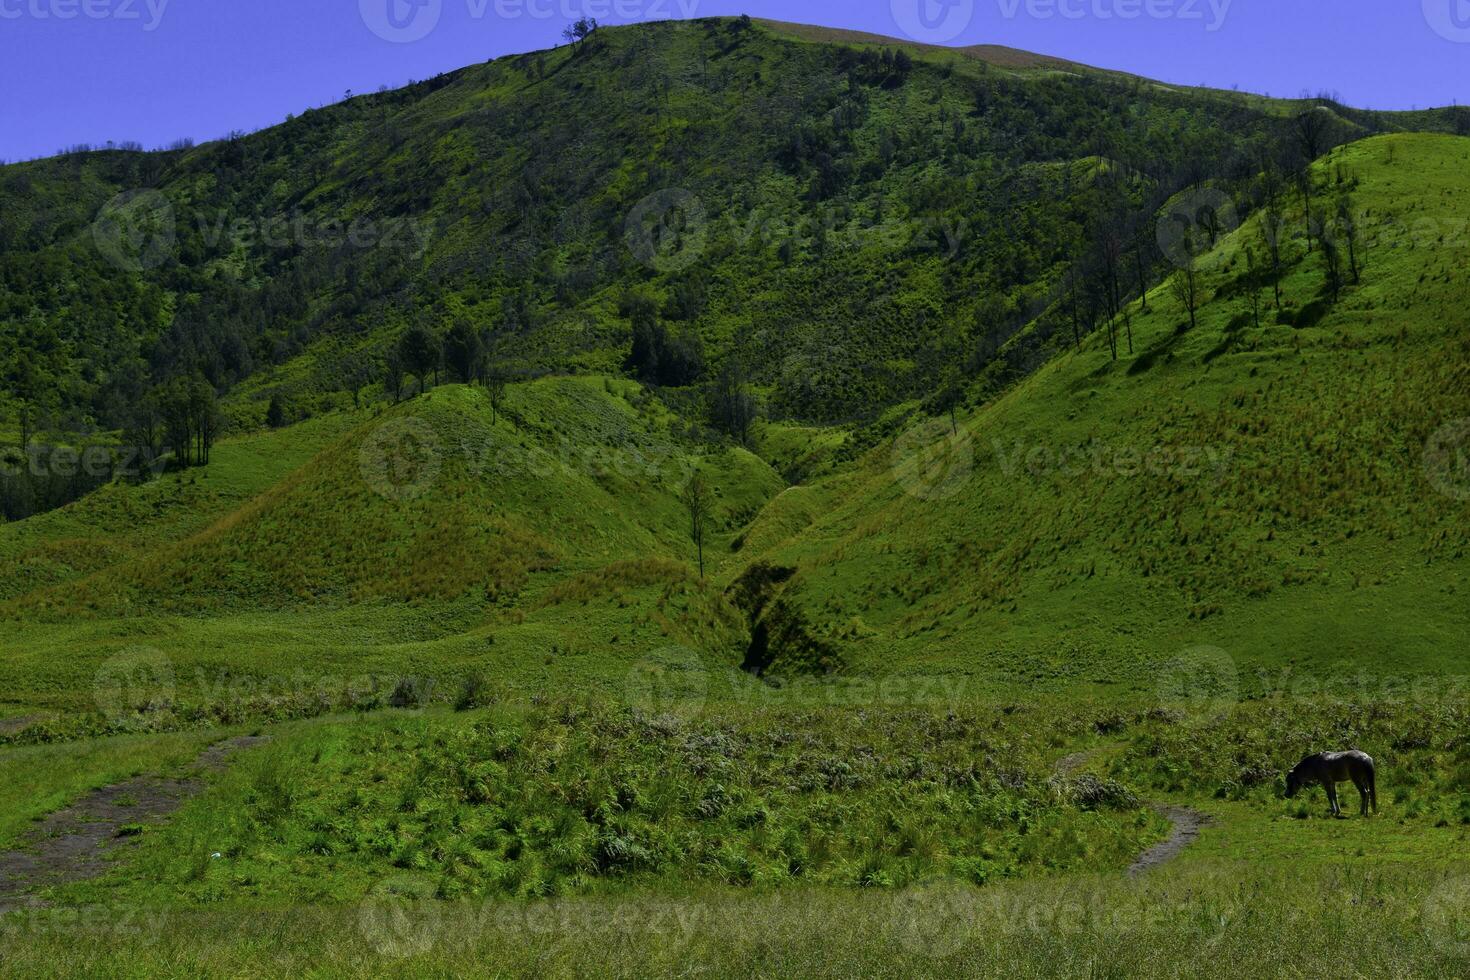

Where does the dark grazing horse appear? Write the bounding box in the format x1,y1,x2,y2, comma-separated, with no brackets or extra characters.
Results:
1285,750,1377,817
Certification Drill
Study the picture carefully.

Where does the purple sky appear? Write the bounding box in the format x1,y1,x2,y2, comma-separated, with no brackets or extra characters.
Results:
2,0,1467,162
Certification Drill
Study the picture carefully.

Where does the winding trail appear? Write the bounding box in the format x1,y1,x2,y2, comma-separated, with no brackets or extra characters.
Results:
1053,745,1209,876
1127,805,1209,876
0,735,268,913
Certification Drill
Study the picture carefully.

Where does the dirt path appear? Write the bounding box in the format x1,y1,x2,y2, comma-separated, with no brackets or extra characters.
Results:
0,735,268,913
1053,749,1100,777
1052,746,1208,876
1127,804,1209,876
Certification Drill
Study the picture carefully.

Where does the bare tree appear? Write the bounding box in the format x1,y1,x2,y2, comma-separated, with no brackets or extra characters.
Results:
1170,229,1203,332
1291,108,1332,216
485,363,509,426
1245,247,1262,330
711,360,758,446
683,469,710,579
397,324,441,396
1293,107,1332,164
1065,264,1083,351
1309,211,1343,299
1131,224,1152,312
385,350,407,404
562,17,598,55
1335,194,1362,284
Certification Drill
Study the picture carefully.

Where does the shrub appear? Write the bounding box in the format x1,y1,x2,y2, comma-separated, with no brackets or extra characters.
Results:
454,672,496,712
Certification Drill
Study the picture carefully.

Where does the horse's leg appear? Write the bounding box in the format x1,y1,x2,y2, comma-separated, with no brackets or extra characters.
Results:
1326,783,1340,817
1354,776,1369,816
1369,768,1378,813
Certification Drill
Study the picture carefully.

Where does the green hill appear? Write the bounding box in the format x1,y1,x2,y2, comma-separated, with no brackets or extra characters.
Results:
3,17,1463,445
746,133,1470,690
2,131,1466,722
0,16,1465,718
4,21,1470,976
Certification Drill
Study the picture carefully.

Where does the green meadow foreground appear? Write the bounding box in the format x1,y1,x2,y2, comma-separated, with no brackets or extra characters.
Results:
2,18,1469,977
4,699,1470,976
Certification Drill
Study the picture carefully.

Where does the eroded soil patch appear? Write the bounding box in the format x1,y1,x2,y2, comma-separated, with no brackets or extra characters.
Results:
1128,804,1209,876
0,735,267,912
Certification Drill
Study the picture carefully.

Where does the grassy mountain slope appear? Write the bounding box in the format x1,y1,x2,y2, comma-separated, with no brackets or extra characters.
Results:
740,132,1470,688
0,412,357,602
3,27,1470,976
1,134,1464,723
0,21,1465,719
4,17,1462,443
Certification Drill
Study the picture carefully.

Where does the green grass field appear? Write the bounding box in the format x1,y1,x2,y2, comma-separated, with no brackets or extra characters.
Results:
1,27,1468,974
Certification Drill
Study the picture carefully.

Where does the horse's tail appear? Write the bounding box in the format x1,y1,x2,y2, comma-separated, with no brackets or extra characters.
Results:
1367,757,1378,813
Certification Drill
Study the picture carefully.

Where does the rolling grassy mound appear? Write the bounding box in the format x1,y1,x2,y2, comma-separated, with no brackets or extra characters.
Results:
1,139,1466,721
0,412,357,603
10,377,783,617
739,133,1470,688
6,16,1462,448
